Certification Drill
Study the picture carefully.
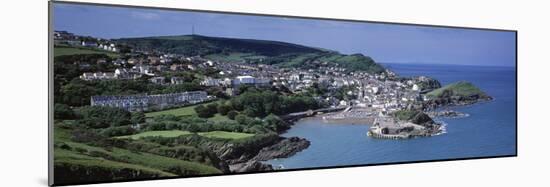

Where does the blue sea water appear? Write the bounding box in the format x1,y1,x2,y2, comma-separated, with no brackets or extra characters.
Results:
266,63,517,169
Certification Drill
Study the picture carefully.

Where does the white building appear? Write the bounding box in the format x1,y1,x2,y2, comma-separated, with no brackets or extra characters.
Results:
150,77,166,85
200,77,222,87
234,75,256,85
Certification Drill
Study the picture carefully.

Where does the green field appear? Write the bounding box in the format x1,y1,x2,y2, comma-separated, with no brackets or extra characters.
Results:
206,52,268,62
118,130,254,140
146,105,198,118
198,131,255,139
427,81,486,98
208,113,233,123
145,104,233,123
54,46,120,58
53,124,221,181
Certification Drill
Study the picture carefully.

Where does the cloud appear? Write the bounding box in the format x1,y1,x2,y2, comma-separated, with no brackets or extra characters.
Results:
131,11,161,20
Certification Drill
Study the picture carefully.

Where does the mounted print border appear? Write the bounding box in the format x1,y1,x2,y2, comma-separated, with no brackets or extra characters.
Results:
49,1,517,186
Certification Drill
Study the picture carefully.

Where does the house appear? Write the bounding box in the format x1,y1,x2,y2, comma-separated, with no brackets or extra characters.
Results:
234,75,255,85
149,77,166,85
170,64,184,71
206,60,214,66
200,77,222,87
81,41,97,47
171,77,185,85
80,72,116,80
80,73,95,80
91,91,210,111
133,65,152,75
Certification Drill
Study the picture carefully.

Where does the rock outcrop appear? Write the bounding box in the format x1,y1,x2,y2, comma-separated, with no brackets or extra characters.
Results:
230,161,274,173
251,137,310,161
424,81,492,110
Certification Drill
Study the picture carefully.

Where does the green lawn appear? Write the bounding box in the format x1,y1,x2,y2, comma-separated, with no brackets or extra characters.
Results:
208,113,233,123
145,104,232,122
54,46,120,58
198,131,255,140
118,130,193,140
146,105,198,118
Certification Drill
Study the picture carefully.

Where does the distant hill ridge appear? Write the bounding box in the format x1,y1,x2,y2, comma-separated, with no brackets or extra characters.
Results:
116,34,385,74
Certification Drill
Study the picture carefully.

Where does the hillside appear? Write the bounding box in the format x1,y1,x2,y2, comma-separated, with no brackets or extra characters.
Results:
426,81,489,98
54,46,120,58
116,35,385,73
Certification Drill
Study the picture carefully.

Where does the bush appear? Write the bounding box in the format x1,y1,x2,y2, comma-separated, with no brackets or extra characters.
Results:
235,114,249,125
56,142,72,150
264,114,290,132
54,103,75,120
206,103,219,114
101,125,136,137
195,104,217,118
217,104,233,115
227,110,238,120
76,106,132,129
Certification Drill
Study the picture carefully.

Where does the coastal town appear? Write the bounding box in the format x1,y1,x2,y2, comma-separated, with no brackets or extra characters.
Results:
53,30,490,140
46,1,523,184
53,29,495,183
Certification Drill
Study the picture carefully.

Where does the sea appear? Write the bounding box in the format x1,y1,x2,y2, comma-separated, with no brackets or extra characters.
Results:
265,63,517,169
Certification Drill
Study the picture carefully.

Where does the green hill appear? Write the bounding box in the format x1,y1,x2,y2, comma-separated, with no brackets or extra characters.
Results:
116,35,385,74
53,123,222,185
54,46,120,58
426,81,488,98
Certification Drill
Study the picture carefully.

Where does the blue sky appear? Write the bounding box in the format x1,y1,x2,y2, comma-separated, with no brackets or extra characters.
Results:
53,3,516,67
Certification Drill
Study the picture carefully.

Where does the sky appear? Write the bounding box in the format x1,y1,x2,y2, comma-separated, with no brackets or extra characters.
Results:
53,3,516,67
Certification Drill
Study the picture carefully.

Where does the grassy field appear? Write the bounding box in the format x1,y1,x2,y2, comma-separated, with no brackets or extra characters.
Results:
208,113,233,123
146,105,198,118
53,124,221,179
54,149,176,178
145,104,233,123
54,46,120,58
206,52,267,62
198,131,255,139
427,81,485,98
118,130,254,140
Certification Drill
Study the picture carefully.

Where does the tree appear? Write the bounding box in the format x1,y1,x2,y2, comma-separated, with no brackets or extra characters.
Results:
195,105,215,118
54,103,75,120
59,79,98,106
227,110,238,120
131,111,146,124
101,125,136,137
206,103,219,115
264,114,289,132
217,104,233,115
76,106,132,129
235,114,249,125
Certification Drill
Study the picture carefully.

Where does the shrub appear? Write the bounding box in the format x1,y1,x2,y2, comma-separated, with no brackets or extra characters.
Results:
217,104,233,115
100,125,136,137
227,110,238,120
76,106,132,128
54,103,75,120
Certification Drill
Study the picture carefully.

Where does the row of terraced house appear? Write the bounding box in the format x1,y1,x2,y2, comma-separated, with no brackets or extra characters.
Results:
91,91,210,111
